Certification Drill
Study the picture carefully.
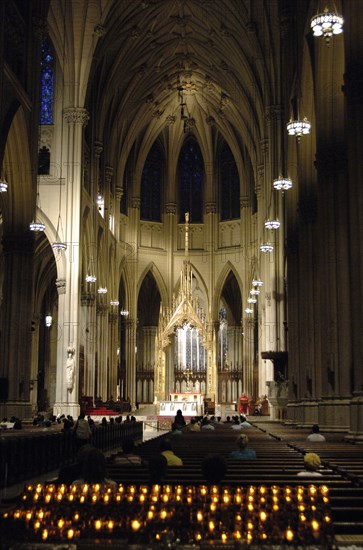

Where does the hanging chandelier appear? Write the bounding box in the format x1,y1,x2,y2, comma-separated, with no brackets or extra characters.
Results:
110,299,119,307
85,273,97,283
247,297,257,304
245,308,253,314
287,118,311,140
264,219,280,230
250,288,260,296
311,7,343,45
252,279,263,287
29,220,45,232
260,243,274,253
120,309,129,317
45,314,52,328
0,177,8,192
97,287,107,294
273,177,293,191
30,177,45,232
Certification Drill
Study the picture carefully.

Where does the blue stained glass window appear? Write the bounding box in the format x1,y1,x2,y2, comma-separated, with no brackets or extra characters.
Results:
178,138,204,223
141,142,162,221
220,142,240,220
40,38,54,124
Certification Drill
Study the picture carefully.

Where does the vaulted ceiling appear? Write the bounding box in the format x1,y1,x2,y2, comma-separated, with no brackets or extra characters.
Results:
86,0,282,176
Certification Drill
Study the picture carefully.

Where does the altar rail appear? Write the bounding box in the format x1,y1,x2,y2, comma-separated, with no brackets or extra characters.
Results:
0,422,142,489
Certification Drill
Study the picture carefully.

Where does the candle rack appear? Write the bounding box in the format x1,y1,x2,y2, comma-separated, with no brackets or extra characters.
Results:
1,483,335,547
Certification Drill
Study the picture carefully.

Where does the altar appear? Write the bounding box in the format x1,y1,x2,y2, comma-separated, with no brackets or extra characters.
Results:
158,392,204,416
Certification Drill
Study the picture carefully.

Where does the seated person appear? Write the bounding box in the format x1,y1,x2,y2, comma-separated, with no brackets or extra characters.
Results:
239,415,253,428
229,433,256,459
188,417,201,432
231,417,242,430
174,409,186,428
72,447,117,488
224,415,232,424
297,453,323,477
202,454,227,484
201,417,215,430
160,438,183,466
307,424,326,442
113,437,143,465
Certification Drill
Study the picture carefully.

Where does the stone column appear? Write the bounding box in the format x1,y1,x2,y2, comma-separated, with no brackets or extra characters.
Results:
343,0,363,439
206,321,218,402
0,233,35,419
80,291,96,400
165,203,176,394
108,311,118,399
125,318,137,408
53,107,89,419
96,302,108,400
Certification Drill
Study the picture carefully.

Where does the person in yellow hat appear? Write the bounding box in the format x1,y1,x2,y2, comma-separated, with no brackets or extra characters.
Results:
297,453,323,477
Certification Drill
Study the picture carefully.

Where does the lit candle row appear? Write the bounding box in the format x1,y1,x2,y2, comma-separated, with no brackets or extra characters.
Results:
2,483,333,545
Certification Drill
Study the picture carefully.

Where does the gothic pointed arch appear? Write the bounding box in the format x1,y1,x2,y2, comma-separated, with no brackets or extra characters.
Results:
178,136,204,223
137,262,167,306
213,262,243,321
218,140,240,221
140,140,164,222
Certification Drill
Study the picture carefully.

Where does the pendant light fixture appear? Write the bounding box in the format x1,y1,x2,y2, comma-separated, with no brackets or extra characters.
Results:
311,5,344,45
0,177,8,192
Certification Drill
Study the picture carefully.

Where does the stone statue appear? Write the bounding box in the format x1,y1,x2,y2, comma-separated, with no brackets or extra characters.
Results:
66,347,75,391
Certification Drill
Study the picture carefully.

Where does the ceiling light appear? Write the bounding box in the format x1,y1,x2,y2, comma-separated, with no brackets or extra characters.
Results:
265,219,280,230
311,7,343,45
273,177,293,191
260,243,274,253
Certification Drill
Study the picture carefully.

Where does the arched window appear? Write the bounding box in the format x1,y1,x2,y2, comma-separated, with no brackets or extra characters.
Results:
178,138,203,223
219,142,240,220
40,38,55,125
141,142,163,221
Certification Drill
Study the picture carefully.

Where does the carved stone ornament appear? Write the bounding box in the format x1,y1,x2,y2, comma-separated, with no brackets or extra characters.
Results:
166,203,177,215
63,108,90,126
56,278,66,295
165,115,176,126
94,24,106,37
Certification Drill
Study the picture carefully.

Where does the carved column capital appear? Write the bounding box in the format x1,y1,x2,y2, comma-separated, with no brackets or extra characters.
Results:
93,140,103,158
240,196,250,209
115,186,123,202
63,107,90,126
205,202,217,214
96,303,109,316
81,293,95,306
105,165,113,185
166,202,176,215
56,278,66,295
131,197,141,209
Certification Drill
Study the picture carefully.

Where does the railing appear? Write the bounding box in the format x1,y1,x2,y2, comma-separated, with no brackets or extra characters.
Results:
0,421,143,489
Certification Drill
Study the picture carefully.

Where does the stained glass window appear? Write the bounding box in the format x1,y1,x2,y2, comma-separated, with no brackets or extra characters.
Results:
40,38,54,124
178,138,204,223
141,142,162,221
220,142,240,220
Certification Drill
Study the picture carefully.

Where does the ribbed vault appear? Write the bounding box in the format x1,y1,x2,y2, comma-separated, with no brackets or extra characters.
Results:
86,0,277,179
